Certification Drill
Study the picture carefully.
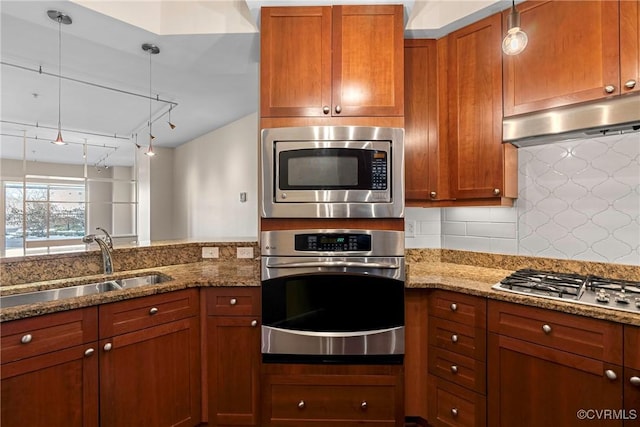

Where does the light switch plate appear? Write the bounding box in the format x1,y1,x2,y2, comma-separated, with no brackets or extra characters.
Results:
202,247,219,258
406,220,416,238
237,247,254,259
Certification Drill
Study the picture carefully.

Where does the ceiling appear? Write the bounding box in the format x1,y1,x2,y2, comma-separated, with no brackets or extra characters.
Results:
0,0,505,167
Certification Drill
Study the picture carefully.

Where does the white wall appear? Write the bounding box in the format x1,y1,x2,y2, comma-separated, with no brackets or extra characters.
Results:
173,113,259,240
406,132,640,265
149,147,175,241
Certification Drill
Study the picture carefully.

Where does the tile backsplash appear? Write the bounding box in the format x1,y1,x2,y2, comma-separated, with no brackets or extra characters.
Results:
406,132,640,266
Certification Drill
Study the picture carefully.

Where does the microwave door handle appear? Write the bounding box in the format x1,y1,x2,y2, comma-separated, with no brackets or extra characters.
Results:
266,261,400,269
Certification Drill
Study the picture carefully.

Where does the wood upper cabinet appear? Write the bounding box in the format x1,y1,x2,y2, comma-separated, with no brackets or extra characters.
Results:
503,0,639,117
1,309,99,427
260,5,404,119
404,39,452,205
447,13,517,202
206,288,261,427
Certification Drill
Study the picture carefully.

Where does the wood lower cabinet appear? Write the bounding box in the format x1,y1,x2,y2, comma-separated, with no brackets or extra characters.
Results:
446,13,517,204
427,291,487,427
0,308,99,427
624,326,640,426
260,5,403,119
488,300,625,427
205,287,261,426
99,289,201,427
261,363,403,427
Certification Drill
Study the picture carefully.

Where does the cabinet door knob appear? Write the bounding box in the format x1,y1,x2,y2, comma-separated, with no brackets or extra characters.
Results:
630,376,640,387
430,191,437,199
493,188,501,196
542,324,552,334
361,401,368,410
84,348,95,357
20,334,33,344
298,400,306,409
230,298,237,305
451,334,458,343
451,365,458,374
605,370,617,381
103,343,113,352
450,303,458,312
322,106,330,114
251,320,258,327
335,105,342,114
149,307,159,315
604,84,616,93
451,408,459,417
625,79,637,89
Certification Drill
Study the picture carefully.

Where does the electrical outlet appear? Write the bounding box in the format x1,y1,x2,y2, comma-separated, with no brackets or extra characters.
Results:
202,247,219,258
406,220,416,238
237,247,254,259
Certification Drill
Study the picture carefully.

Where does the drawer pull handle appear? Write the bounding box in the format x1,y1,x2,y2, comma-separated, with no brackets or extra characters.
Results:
149,307,159,315
630,376,640,387
451,365,458,374
84,348,95,357
20,334,32,344
103,343,113,352
542,324,552,334
230,298,237,305
251,320,258,327
298,400,305,409
450,303,457,312
451,408,459,417
361,401,368,410
451,334,458,343
605,370,617,381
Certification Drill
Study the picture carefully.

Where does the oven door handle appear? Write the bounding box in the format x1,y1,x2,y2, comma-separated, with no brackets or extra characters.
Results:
266,261,400,269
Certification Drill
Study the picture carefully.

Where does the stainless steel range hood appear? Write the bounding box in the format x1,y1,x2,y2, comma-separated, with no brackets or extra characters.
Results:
503,94,640,147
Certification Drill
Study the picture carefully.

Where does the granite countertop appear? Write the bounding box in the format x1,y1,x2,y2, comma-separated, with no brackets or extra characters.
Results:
2,258,639,326
0,260,259,322
407,262,640,326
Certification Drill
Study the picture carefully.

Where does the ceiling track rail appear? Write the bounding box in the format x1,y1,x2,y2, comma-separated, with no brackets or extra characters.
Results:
1,61,178,108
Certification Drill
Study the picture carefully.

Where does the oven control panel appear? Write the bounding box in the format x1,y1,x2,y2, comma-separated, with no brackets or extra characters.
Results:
295,233,372,252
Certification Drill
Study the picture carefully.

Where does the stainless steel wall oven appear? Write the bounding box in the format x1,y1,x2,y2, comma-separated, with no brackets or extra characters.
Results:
261,229,405,364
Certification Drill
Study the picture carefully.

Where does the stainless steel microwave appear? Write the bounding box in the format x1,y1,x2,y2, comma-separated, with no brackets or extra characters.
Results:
260,126,404,218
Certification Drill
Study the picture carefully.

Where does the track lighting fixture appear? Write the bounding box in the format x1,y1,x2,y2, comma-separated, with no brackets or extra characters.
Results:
502,0,528,56
168,106,176,129
48,10,71,145
142,43,159,157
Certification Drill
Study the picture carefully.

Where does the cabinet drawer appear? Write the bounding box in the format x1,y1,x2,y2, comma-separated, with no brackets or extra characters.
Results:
99,289,198,337
206,287,259,316
427,374,486,427
429,317,486,361
429,291,486,329
1,307,98,364
265,375,398,425
488,300,623,364
625,325,640,370
428,346,486,394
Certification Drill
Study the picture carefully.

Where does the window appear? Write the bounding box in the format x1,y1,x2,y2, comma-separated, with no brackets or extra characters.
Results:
5,181,86,254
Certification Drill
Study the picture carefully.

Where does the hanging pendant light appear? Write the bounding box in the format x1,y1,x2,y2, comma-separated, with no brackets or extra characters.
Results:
142,43,159,157
48,10,71,145
502,0,528,56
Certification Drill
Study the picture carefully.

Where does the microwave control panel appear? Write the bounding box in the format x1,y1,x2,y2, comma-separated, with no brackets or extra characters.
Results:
295,234,372,252
371,152,388,190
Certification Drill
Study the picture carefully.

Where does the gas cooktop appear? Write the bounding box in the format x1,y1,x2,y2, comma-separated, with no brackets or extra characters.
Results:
493,268,640,314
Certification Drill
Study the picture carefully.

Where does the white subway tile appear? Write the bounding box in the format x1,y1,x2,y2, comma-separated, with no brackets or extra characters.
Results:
442,221,466,236
467,222,517,239
418,221,441,236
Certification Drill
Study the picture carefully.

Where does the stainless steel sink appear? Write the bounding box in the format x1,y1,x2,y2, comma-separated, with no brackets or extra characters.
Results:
0,274,172,309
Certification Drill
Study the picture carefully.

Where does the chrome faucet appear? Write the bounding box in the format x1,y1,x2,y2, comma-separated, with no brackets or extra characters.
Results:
83,227,114,274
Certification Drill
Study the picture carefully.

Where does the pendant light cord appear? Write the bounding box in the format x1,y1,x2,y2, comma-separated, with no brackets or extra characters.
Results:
57,16,62,133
